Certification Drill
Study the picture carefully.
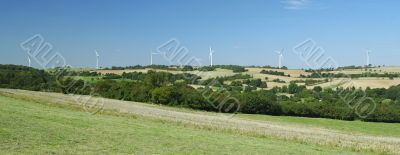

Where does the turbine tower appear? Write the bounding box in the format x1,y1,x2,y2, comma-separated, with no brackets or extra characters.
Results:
150,50,162,65
275,48,284,69
366,50,371,67
150,50,157,65
150,50,153,65
95,50,100,69
209,47,214,66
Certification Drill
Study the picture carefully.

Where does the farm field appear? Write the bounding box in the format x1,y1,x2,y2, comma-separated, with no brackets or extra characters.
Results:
94,66,400,89
324,66,400,75
307,78,400,89
1,89,400,154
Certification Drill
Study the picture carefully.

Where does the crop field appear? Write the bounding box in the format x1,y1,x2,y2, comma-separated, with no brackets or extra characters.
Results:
94,66,400,90
343,78,400,89
324,66,400,75
304,78,400,89
1,89,400,154
246,67,310,79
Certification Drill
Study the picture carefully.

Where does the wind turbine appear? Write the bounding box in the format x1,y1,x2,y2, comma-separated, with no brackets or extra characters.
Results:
366,49,371,67
27,56,31,67
209,47,214,66
275,48,284,69
95,50,100,69
150,50,157,65
150,50,163,65
150,51,153,65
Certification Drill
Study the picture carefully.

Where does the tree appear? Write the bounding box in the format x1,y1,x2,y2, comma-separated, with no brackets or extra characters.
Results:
230,81,242,87
145,70,170,88
151,86,178,105
313,86,323,93
248,79,266,88
240,91,280,115
94,80,115,97
243,86,256,92
281,85,288,93
182,65,194,71
386,85,400,100
249,79,262,87
288,82,299,94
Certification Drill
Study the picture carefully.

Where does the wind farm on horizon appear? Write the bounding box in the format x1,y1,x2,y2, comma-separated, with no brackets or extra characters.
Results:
88,46,384,70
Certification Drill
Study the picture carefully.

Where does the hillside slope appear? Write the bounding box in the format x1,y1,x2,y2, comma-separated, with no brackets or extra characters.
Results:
0,91,363,155
1,89,400,154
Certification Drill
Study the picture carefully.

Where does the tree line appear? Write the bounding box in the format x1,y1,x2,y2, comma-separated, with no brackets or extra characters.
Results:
260,70,290,77
300,72,399,79
1,64,400,123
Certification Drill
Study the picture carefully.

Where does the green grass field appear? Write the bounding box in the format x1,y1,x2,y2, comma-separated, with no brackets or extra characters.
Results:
0,94,375,155
238,114,400,138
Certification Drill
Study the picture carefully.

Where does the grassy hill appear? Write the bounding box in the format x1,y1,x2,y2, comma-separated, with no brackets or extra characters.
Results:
0,93,365,155
1,89,400,154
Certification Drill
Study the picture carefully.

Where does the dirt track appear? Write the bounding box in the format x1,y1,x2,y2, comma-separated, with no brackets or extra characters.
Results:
1,89,400,154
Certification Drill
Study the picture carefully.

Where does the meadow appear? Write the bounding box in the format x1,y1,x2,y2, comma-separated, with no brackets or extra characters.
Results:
1,89,400,154
0,92,368,155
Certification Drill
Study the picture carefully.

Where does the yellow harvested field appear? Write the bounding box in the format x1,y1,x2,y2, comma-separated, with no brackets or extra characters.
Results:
344,78,400,89
265,82,288,89
324,66,400,74
245,68,307,84
192,68,236,79
310,78,351,89
311,78,400,89
97,67,400,89
246,67,310,77
377,66,400,73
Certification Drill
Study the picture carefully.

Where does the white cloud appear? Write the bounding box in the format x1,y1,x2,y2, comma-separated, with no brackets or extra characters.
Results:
282,0,311,10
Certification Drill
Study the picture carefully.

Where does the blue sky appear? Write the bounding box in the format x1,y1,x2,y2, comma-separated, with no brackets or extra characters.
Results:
1,0,400,69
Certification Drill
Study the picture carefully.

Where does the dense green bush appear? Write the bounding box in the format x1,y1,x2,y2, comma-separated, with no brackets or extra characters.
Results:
243,79,267,88
301,72,399,79
107,65,176,71
197,66,216,71
260,70,290,77
181,65,194,71
214,65,247,72
0,64,57,91
102,73,122,79
239,91,280,115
